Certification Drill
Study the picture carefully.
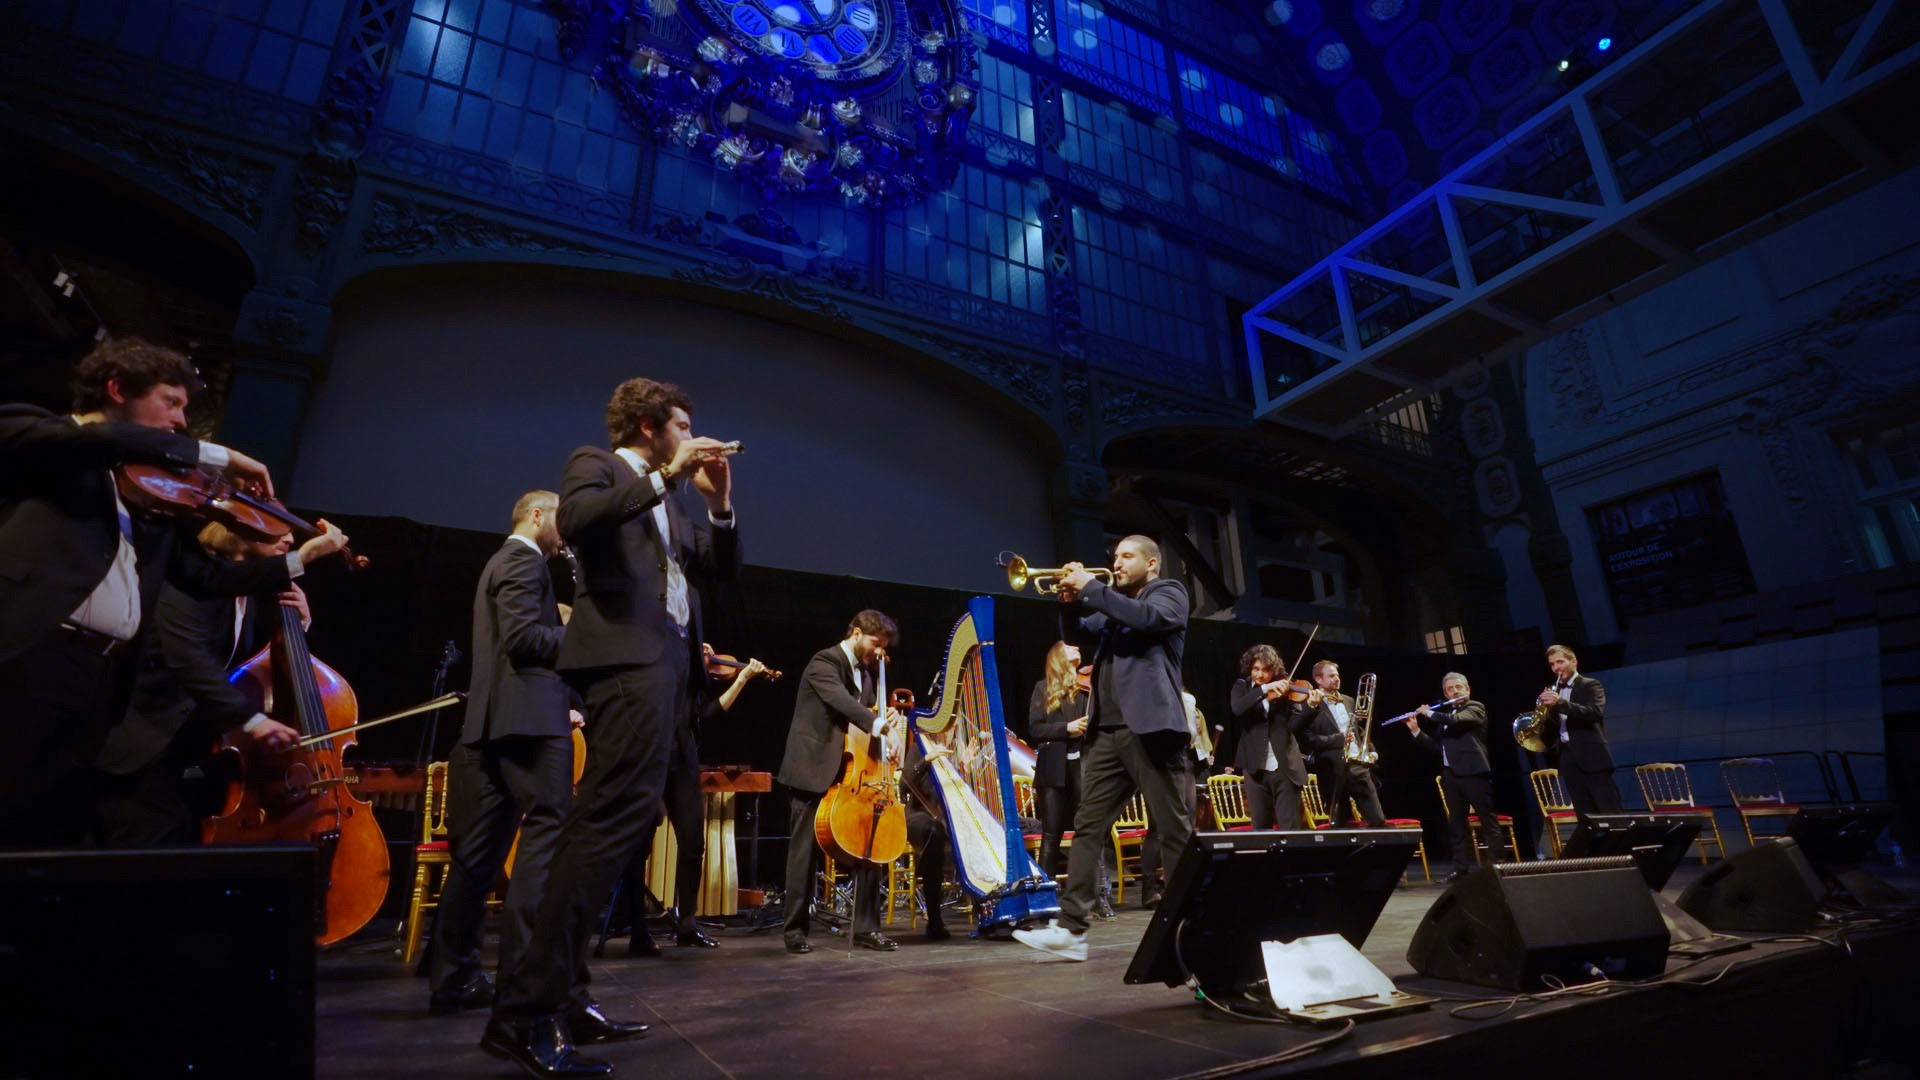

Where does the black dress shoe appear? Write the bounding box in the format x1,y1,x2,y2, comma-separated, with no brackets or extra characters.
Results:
1091,896,1117,920
676,925,720,948
568,1002,649,1044
785,935,813,954
852,931,899,952
428,972,495,1016
627,930,662,958
924,922,952,941
480,1017,611,1078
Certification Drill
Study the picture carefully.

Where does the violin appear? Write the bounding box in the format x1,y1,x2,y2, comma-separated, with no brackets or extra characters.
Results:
1075,663,1092,694
115,462,369,569
202,592,388,945
706,652,782,681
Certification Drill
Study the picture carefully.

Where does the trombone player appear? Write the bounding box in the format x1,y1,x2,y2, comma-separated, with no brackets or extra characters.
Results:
1295,661,1384,827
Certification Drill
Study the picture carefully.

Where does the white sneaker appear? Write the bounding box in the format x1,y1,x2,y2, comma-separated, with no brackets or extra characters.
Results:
1013,921,1087,962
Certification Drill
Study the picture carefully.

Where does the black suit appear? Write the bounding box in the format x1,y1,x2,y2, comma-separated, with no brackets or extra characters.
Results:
430,538,576,1001
1057,576,1192,934
1297,693,1384,827
1224,679,1311,829
1547,673,1620,816
1411,699,1505,871
778,643,886,938
494,447,739,1023
94,582,281,845
1026,679,1086,876
0,404,291,848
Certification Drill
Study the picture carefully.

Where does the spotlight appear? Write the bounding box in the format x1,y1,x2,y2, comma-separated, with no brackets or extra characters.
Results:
1558,58,1571,72
1596,37,1612,51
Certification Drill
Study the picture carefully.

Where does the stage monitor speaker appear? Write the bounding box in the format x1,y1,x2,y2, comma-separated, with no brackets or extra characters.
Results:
1560,813,1703,890
1406,855,1668,991
1125,830,1420,997
0,846,316,1079
1676,836,1825,932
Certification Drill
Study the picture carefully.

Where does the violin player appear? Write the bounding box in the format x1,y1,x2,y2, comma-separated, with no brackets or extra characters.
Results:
0,337,345,849
1223,644,1312,830
486,377,740,1080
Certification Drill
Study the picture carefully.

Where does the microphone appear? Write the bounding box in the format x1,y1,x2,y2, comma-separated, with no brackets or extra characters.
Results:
439,640,463,666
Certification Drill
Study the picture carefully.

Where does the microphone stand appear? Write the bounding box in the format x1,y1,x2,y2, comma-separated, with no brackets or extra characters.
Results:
412,641,462,835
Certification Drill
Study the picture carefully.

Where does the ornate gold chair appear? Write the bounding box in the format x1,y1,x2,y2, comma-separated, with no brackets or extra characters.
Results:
400,760,452,967
884,852,920,929
1110,792,1151,904
1434,775,1518,866
1634,762,1726,862
1529,769,1581,857
1301,775,1332,829
1014,776,1041,862
1720,756,1803,847
1369,798,1430,883
1207,773,1252,829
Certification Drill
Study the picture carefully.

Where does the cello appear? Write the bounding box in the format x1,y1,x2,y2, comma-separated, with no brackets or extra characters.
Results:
814,654,910,868
203,594,389,945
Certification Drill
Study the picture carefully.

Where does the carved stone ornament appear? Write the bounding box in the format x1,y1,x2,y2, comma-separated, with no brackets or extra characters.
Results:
1459,397,1506,459
22,101,271,229
361,197,601,258
290,152,357,257
1543,324,1605,424
914,334,1052,412
1474,455,1524,518
1097,384,1229,430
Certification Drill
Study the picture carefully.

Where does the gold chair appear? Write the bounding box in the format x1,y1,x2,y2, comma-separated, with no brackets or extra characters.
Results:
1110,792,1150,904
1301,775,1332,828
884,852,919,929
1367,798,1431,883
400,760,452,967
1529,769,1581,857
1720,756,1803,847
1633,762,1726,863
1434,775,1518,866
1014,776,1041,862
1207,774,1252,829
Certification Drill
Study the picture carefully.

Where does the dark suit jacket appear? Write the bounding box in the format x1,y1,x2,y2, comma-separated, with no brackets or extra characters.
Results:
554,445,740,680
1026,679,1086,789
0,404,290,662
99,582,281,775
1225,679,1311,785
776,643,876,796
1548,674,1612,773
462,539,570,743
1410,698,1491,776
1061,576,1189,736
1294,692,1359,774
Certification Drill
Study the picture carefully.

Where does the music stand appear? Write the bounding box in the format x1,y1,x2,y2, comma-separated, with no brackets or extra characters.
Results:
1125,830,1428,1023
1560,814,1702,890
1787,803,1909,909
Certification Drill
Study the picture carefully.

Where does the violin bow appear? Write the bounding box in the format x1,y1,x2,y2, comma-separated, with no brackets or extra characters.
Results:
1279,623,1321,690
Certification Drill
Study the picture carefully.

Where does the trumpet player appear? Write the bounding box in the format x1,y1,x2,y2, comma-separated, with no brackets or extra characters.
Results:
1294,661,1384,827
1539,644,1620,816
1407,673,1501,880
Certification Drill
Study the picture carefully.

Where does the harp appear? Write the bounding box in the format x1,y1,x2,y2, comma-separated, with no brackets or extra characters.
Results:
906,597,1060,931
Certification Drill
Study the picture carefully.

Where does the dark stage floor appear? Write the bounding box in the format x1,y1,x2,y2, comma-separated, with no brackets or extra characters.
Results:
317,863,1920,1079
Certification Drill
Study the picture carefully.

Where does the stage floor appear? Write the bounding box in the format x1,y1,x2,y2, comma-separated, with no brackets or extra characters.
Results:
316,863,1920,1079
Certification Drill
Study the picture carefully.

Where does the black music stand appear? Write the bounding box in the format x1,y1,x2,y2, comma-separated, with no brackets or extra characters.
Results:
1788,803,1910,909
1126,830,1428,1023
1561,813,1702,890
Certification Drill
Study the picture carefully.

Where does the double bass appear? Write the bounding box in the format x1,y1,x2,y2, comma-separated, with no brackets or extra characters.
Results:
203,596,389,945
815,655,910,868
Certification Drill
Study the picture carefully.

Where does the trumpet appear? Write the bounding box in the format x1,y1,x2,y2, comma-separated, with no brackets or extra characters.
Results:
997,551,1113,594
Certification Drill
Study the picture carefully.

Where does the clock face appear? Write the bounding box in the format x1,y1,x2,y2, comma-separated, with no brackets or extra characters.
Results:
698,0,898,78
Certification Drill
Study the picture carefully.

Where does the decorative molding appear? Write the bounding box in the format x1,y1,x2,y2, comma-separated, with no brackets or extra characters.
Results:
913,333,1053,413
1543,323,1605,424
1096,382,1230,430
1084,331,1211,389
965,125,1040,171
882,274,1051,341
360,197,603,258
1459,397,1506,459
673,257,852,321
362,132,633,234
1063,164,1193,229
1474,455,1524,518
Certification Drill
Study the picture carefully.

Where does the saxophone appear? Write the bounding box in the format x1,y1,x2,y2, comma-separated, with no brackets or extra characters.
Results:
1344,673,1379,766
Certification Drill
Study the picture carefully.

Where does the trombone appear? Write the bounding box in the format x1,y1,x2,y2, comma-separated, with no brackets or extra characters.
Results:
997,551,1113,595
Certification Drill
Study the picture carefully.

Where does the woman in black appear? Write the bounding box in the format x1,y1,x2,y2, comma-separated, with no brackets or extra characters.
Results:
1027,641,1113,917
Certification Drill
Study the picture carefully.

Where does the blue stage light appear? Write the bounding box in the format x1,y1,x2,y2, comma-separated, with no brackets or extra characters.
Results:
1558,59,1570,72
1597,37,1613,51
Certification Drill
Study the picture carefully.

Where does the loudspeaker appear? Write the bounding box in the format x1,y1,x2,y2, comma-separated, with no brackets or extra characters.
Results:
1676,837,1826,932
0,846,316,1079
1407,855,1668,990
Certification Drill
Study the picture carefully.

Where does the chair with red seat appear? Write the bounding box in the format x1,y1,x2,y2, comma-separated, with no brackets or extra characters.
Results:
1634,762,1726,862
1434,774,1517,866
1110,792,1151,904
1529,769,1581,857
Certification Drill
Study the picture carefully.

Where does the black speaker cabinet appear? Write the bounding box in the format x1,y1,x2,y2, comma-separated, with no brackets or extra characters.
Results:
0,846,316,1079
1676,836,1826,932
1407,855,1668,990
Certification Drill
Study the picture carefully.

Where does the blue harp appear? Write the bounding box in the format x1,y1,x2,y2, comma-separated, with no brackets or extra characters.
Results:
904,597,1060,931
